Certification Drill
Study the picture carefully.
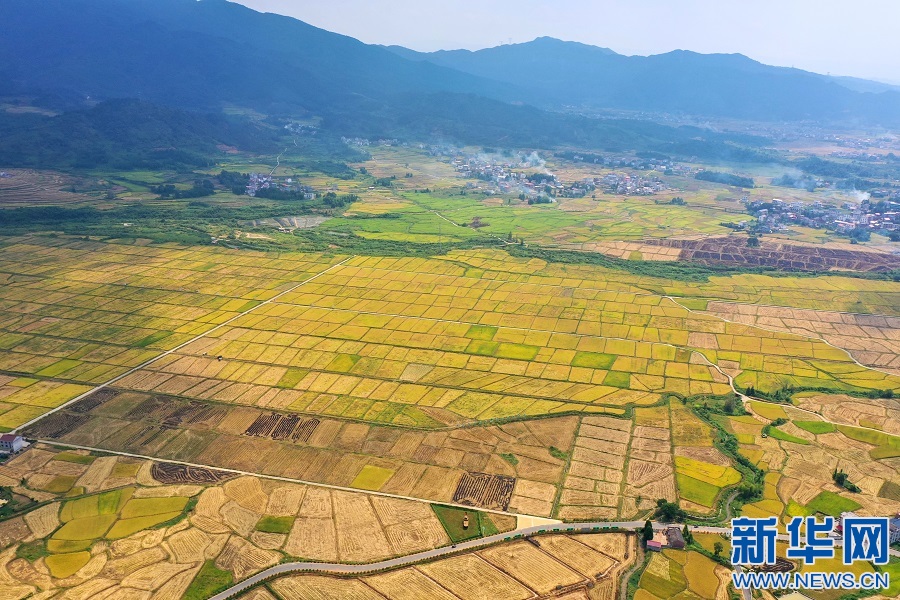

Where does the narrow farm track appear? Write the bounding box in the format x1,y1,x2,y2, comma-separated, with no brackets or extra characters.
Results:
667,295,900,433
11,256,356,434
32,439,525,519
668,296,900,379
215,290,893,434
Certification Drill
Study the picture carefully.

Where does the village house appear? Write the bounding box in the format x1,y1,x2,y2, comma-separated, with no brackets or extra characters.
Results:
665,527,686,550
0,433,26,455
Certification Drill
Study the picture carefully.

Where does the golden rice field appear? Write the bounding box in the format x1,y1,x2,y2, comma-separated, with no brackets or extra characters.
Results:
268,532,635,600
0,443,518,597
107,250,900,430
636,548,729,600
716,401,900,521
702,300,900,375
4,236,900,524
0,237,344,430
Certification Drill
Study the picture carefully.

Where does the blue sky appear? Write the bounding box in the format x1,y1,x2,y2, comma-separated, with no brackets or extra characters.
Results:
236,0,900,82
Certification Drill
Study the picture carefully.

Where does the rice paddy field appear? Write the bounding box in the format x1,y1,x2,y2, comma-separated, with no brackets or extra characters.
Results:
3,114,900,600
634,548,729,600
2,236,899,524
318,146,893,264
328,179,739,247
0,237,344,431
265,532,635,600
702,301,900,375
0,232,898,598
0,443,518,598
717,398,900,522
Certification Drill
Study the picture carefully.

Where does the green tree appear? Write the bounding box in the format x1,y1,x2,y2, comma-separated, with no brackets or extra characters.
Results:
714,541,724,557
655,499,686,522
641,520,654,544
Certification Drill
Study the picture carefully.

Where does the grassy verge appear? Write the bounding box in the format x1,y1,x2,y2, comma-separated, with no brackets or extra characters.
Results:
184,560,234,600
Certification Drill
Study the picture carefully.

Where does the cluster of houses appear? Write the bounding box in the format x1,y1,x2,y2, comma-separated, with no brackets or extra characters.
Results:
245,174,316,199
283,123,318,136
451,152,668,200
453,155,563,199
453,155,520,184
825,133,898,152
749,197,900,235
597,172,667,196
561,151,695,177
245,173,272,196
341,137,400,148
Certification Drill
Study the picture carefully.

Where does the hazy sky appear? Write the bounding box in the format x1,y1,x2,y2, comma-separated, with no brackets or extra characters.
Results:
236,0,900,82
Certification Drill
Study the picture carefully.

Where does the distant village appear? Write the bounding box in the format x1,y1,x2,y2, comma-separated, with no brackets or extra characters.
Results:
448,151,670,200
245,173,317,199
746,197,900,237
341,137,401,148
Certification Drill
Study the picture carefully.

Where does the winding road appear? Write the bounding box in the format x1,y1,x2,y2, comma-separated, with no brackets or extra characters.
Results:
209,521,900,600
209,520,653,600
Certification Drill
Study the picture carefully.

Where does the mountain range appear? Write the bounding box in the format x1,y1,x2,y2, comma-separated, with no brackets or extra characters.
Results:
388,37,900,123
1,0,899,154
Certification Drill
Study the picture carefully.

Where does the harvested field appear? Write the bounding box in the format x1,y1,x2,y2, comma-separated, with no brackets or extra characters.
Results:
333,491,393,562
151,462,235,485
0,440,521,598
0,517,30,549
215,536,280,580
452,472,516,511
268,531,635,600
5,239,900,568
792,394,900,436
267,485,307,516
285,517,338,561
364,568,461,600
224,476,269,512
479,540,584,594
705,301,900,375
576,533,630,561
537,534,617,577
383,516,449,555
23,502,61,538
417,554,533,600
645,237,899,272
167,527,215,563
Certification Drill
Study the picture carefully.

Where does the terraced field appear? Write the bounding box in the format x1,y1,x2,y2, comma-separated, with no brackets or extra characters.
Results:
0,170,92,207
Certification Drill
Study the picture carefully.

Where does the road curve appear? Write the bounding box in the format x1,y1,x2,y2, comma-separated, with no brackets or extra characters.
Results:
210,520,651,600
210,521,900,600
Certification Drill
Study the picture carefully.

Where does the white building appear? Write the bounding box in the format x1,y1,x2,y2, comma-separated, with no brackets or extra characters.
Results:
0,434,26,454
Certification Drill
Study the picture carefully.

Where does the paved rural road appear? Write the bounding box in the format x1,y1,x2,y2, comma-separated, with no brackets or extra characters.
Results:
209,520,652,600
209,522,900,600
